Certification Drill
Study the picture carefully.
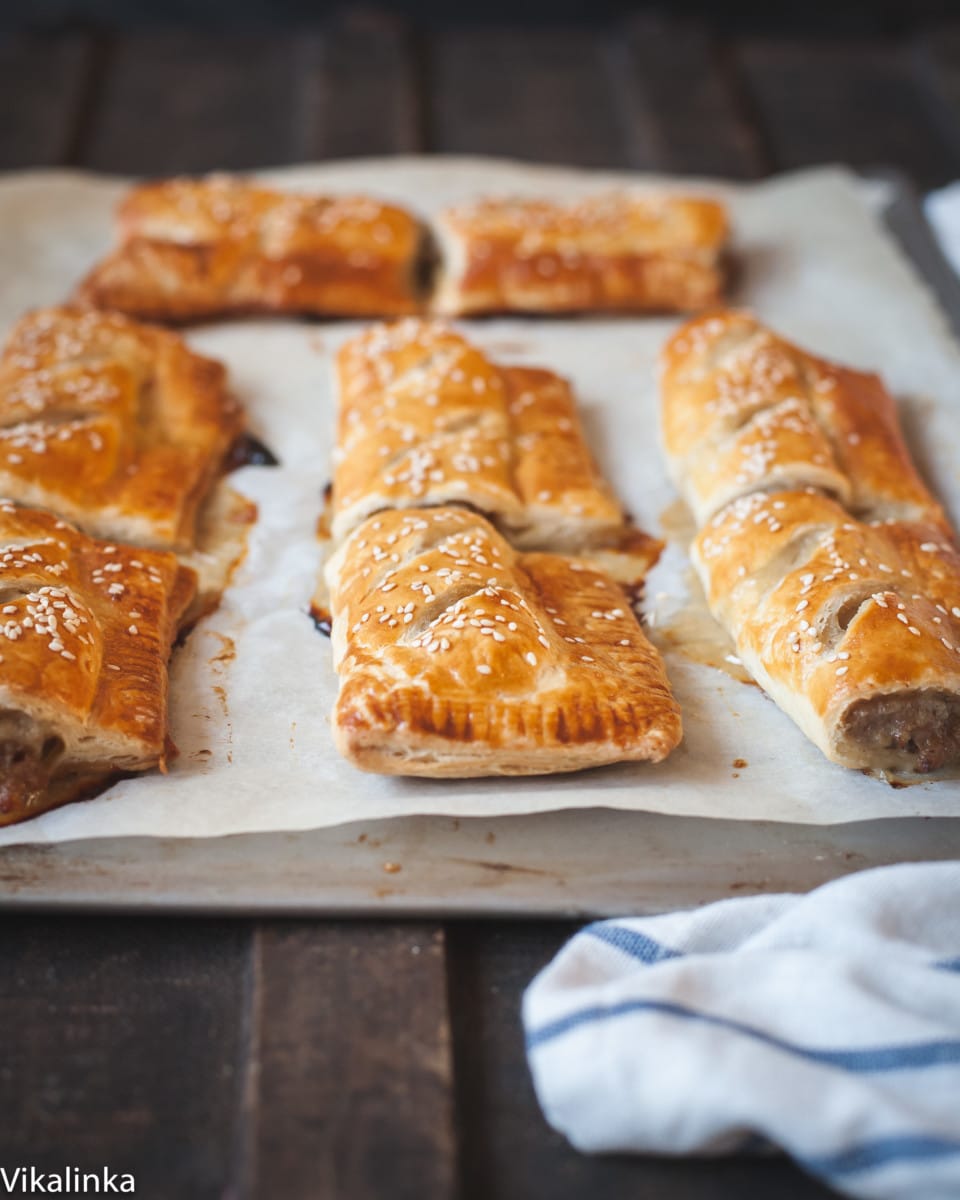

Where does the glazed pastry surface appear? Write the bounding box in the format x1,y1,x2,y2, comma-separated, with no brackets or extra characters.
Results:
662,310,960,773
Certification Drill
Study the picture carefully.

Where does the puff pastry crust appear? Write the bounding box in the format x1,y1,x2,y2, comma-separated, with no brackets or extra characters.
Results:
332,318,660,581
75,176,423,321
0,307,243,550
324,506,681,776
0,307,249,614
432,194,729,316
0,501,195,826
662,310,960,774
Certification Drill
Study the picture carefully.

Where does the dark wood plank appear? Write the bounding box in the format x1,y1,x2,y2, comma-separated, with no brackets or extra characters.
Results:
299,12,422,158
81,31,315,174
914,22,960,161
429,28,626,166
447,921,839,1200
252,921,456,1200
0,915,250,1198
0,34,93,168
737,37,960,188
611,15,770,178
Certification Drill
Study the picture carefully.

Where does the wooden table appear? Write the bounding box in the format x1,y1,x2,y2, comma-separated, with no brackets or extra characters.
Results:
3,12,960,1197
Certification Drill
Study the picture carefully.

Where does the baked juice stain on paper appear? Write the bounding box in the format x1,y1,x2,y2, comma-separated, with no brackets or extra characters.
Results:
655,501,756,686
657,570,756,687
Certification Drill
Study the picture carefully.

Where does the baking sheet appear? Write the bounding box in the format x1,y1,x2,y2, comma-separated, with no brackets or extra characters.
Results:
0,158,959,850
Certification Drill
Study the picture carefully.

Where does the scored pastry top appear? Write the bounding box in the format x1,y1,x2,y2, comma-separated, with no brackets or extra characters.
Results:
75,175,424,320
324,506,681,775
660,309,945,528
0,306,244,552
332,318,659,577
0,501,195,825
662,309,960,773
696,487,960,766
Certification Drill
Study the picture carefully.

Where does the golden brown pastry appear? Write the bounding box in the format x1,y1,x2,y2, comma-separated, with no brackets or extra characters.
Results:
432,193,728,316
324,506,681,776
332,318,660,582
0,501,196,826
661,310,960,774
0,306,250,615
75,176,423,321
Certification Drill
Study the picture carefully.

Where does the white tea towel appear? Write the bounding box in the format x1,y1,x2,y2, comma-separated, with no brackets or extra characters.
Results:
523,862,960,1199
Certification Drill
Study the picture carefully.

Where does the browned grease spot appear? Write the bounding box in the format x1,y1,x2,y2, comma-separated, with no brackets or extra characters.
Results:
309,604,332,637
211,685,229,719
357,832,368,843
659,497,697,547
658,569,756,687
208,632,236,666
733,758,748,770
289,721,296,750
192,748,213,761
382,861,402,874
485,831,496,845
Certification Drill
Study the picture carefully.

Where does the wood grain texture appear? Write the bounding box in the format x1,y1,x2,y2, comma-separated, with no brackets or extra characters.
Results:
737,37,960,188
81,32,314,173
429,28,625,166
612,15,770,178
914,22,960,160
0,916,250,1198
300,12,423,158
0,35,93,168
446,921,839,1200
251,921,456,1200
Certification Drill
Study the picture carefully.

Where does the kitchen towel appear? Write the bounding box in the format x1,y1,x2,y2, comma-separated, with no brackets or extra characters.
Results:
523,862,960,1199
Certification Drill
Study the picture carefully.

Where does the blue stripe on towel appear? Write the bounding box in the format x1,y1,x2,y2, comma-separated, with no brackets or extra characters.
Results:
934,956,960,973
526,998,960,1072
585,924,682,964
804,1134,960,1178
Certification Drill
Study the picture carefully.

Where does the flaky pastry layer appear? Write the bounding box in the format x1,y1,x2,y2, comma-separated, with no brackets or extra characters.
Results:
0,501,195,825
432,193,728,315
75,176,423,320
332,319,660,582
662,310,960,773
0,307,245,554
324,507,681,777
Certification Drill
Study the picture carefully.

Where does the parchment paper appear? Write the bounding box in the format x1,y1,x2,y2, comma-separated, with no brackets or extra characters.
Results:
0,157,959,846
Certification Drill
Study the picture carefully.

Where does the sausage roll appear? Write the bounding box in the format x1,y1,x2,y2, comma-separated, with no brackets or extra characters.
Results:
661,310,960,774
324,506,681,776
0,501,195,826
432,194,729,316
332,318,661,582
0,306,251,615
75,176,423,321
